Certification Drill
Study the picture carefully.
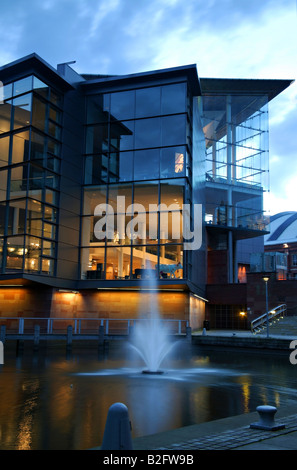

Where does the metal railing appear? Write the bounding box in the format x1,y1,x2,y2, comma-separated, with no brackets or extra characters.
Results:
250,304,287,334
0,316,189,337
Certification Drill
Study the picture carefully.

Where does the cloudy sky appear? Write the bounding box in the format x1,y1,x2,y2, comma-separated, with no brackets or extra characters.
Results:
0,0,296,215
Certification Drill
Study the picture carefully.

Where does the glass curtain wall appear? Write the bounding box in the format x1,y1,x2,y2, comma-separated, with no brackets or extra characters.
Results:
202,94,269,231
82,82,190,280
0,76,62,275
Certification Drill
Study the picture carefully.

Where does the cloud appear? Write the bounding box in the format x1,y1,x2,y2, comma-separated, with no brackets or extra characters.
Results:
0,0,295,214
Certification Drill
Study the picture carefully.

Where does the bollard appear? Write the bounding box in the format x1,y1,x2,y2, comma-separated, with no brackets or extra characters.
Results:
186,326,192,341
250,405,285,431
33,325,40,351
101,403,133,450
66,325,72,351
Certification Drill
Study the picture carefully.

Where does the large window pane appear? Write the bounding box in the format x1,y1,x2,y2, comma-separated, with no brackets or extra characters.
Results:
108,184,132,213
28,164,44,190
110,120,134,152
49,106,62,124
106,246,131,279
0,102,12,134
83,187,107,216
134,118,161,149
48,138,61,157
0,136,10,167
132,244,158,278
81,246,105,279
33,77,49,100
0,203,6,236
13,77,33,97
25,236,41,271
7,199,27,235
160,146,186,178
86,124,108,154
13,94,32,130
118,151,133,182
110,90,135,120
10,166,27,198
41,257,55,275
134,149,160,180
45,188,58,206
42,239,56,257
135,87,161,118
84,154,108,185
133,182,159,211
49,89,62,108
6,235,25,270
32,95,47,131
31,131,46,165
2,83,13,101
159,244,183,279
161,114,186,146
161,83,186,114
44,205,57,223
48,121,61,140
11,131,30,165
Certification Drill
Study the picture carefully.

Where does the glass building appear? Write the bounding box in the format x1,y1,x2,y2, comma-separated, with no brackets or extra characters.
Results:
0,54,292,328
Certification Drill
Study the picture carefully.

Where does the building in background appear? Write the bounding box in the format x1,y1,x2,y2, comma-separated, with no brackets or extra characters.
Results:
264,211,297,280
0,54,293,329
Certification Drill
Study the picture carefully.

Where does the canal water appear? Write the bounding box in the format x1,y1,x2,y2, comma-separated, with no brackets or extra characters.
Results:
0,341,296,450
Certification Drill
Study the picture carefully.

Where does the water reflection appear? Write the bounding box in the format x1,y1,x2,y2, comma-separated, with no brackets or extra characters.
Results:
0,343,296,450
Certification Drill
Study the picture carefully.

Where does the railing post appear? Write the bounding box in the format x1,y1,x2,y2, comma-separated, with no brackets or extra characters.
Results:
34,325,40,351
18,318,24,334
0,325,6,344
178,320,181,335
66,325,72,351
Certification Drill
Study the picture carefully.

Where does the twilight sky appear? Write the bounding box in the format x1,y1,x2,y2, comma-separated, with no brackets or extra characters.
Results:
0,0,296,215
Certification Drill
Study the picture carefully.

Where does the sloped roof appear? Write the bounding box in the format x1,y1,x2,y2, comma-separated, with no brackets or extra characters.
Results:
265,212,297,245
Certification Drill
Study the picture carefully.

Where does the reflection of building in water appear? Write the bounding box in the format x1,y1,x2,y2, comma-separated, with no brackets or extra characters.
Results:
0,54,293,328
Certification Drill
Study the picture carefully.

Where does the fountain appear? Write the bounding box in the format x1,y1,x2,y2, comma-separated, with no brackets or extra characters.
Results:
129,268,178,374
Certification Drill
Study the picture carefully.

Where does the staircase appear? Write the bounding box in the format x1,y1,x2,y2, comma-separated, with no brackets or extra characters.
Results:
251,304,297,337
251,304,289,335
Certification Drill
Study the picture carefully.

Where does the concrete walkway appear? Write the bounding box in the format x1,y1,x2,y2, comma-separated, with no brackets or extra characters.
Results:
132,330,297,451
133,405,297,450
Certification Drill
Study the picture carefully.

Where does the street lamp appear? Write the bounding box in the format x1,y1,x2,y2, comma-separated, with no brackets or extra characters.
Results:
263,276,270,338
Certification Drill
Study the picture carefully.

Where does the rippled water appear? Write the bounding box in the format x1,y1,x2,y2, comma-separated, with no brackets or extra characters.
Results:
0,341,296,450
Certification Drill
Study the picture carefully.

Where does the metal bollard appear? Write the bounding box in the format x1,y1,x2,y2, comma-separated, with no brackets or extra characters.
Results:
101,403,133,450
250,405,285,431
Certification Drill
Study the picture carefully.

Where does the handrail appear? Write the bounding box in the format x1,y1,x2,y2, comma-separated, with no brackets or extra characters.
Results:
0,316,189,336
251,304,287,334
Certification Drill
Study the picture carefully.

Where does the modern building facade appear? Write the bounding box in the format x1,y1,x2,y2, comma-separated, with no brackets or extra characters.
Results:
0,54,293,329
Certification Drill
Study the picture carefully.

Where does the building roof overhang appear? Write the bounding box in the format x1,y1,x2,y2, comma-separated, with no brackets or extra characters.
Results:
81,64,201,96
0,53,74,92
200,77,294,101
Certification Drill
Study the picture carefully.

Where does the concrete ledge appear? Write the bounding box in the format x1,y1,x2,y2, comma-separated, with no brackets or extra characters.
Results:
192,334,292,350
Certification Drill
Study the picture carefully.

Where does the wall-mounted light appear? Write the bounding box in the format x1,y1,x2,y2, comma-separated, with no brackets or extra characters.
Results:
58,289,79,294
